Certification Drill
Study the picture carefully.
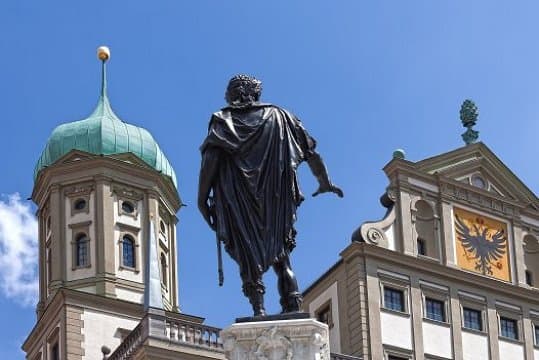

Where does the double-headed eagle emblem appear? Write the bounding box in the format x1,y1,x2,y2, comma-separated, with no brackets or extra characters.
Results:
455,215,506,275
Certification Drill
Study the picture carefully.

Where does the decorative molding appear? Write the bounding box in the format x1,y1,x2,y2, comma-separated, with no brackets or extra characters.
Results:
112,185,144,201
116,222,141,234
408,177,439,193
64,183,94,197
440,182,520,218
457,290,486,304
521,215,539,228
495,300,522,313
68,221,92,229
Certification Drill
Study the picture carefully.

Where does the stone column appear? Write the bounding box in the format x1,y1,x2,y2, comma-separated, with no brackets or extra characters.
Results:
221,319,330,360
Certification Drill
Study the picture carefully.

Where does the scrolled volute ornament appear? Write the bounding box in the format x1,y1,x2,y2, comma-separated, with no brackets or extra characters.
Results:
366,227,385,244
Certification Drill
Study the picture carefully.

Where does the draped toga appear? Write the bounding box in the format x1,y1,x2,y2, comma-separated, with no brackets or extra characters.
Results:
200,103,316,285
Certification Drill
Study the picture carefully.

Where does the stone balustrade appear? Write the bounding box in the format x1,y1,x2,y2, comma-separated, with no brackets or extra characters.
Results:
107,311,224,360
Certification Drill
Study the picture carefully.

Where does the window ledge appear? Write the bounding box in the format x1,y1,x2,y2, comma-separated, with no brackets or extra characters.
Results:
498,336,524,345
422,317,450,327
72,264,92,270
119,265,139,273
461,327,486,335
417,254,441,263
381,307,410,318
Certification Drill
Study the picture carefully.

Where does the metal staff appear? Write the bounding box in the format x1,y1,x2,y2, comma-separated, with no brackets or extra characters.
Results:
209,197,224,286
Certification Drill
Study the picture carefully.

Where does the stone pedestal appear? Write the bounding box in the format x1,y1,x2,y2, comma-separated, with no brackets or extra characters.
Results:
220,318,330,360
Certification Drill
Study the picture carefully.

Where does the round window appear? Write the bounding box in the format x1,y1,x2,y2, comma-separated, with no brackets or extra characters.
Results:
471,175,486,189
122,201,135,214
74,199,87,210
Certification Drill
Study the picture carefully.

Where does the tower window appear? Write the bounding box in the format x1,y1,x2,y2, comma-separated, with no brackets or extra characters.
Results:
121,201,135,214
46,246,52,292
122,236,135,268
50,342,59,360
160,220,166,234
75,233,89,267
160,253,168,288
74,198,87,211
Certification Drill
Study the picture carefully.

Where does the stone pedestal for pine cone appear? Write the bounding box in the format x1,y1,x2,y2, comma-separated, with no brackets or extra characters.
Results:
220,318,330,360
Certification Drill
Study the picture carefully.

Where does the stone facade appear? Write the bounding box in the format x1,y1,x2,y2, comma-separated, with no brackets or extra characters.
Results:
303,143,539,360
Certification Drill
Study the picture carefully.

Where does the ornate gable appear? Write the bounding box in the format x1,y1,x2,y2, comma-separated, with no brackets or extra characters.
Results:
356,141,538,284
414,142,537,209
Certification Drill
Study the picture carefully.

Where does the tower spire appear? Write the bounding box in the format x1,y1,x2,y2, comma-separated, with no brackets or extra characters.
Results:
97,46,110,98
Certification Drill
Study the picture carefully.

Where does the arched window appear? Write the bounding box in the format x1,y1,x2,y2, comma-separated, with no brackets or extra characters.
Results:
523,235,539,287
160,220,167,235
160,253,168,288
122,235,135,268
414,200,439,259
75,233,89,267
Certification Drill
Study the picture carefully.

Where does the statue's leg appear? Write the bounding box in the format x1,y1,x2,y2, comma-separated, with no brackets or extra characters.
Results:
273,255,303,313
241,272,266,317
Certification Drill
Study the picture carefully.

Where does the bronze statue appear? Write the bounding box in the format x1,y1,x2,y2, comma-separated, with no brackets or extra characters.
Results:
198,75,343,317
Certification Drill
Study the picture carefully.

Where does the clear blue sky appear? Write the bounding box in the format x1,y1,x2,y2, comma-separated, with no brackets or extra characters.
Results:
0,1,538,358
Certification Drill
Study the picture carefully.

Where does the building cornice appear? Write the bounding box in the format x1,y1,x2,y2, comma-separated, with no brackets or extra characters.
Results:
340,243,539,304
32,153,181,211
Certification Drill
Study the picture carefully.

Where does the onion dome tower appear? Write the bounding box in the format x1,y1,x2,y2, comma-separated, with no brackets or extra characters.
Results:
26,47,183,360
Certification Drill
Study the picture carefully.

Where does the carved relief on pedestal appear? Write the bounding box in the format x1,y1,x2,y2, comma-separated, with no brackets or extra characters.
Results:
221,319,329,360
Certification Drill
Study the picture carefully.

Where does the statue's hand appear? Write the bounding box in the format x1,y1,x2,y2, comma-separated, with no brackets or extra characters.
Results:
312,183,344,198
198,200,217,231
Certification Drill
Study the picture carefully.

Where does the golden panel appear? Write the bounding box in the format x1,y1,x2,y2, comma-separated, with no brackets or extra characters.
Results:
453,207,510,281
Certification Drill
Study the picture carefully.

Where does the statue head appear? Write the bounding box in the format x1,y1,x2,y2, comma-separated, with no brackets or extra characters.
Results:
225,74,262,105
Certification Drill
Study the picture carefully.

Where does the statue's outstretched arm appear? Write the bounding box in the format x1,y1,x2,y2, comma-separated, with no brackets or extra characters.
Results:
307,152,344,198
198,147,220,230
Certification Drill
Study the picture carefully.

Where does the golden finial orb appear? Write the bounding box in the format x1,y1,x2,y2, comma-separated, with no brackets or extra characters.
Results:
97,46,110,61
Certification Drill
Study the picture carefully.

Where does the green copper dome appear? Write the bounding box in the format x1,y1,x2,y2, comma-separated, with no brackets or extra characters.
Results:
34,60,177,189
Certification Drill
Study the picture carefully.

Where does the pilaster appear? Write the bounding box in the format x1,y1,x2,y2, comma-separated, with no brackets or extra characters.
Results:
449,287,463,360
49,184,63,292
440,201,458,267
95,175,116,297
410,276,424,360
486,297,500,360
